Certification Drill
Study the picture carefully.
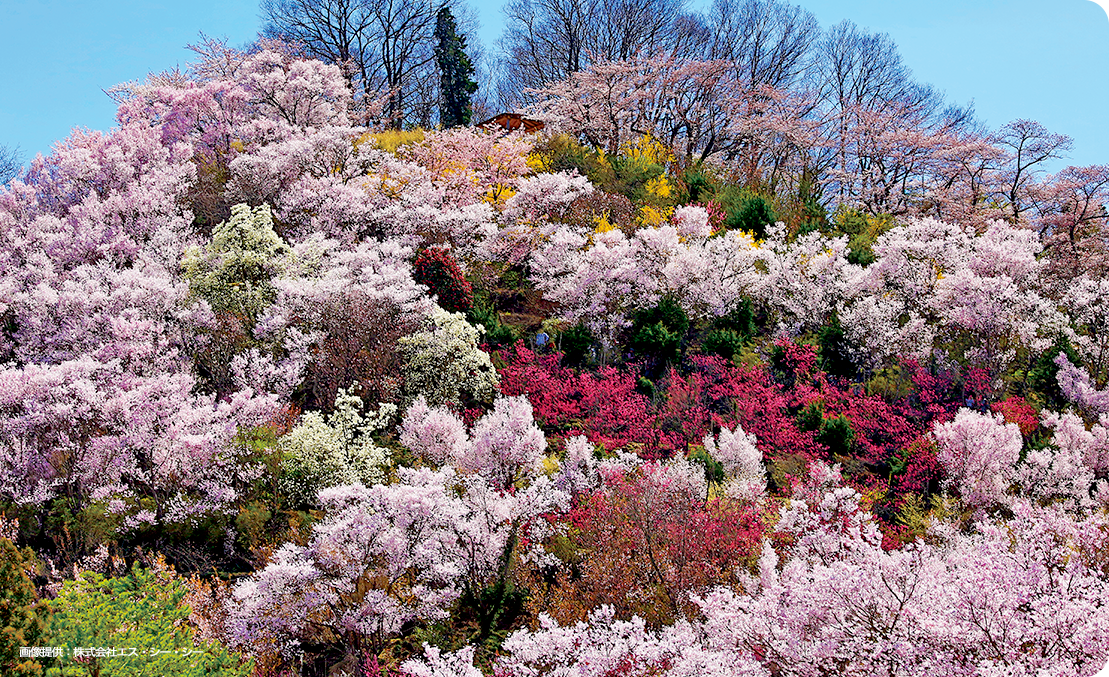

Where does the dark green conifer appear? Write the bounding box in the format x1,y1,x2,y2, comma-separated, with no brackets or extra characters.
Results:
434,6,479,128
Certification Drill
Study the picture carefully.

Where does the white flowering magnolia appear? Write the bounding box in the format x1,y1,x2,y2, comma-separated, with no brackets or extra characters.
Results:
279,388,395,506
398,305,498,407
181,202,291,319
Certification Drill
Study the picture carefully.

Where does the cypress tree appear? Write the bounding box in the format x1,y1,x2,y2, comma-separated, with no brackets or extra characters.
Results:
434,6,479,128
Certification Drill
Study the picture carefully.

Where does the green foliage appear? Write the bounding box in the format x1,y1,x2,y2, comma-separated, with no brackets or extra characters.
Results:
531,135,669,204
457,580,528,665
817,415,856,458
867,362,915,401
826,207,896,266
234,501,272,553
896,493,960,542
606,155,667,204
44,561,250,677
689,446,725,489
767,453,808,495
1,538,49,676
406,580,528,673
467,303,519,351
795,401,855,456
181,203,289,321
716,299,758,337
629,296,689,366
41,498,119,567
680,166,716,205
702,299,758,359
536,136,612,186
434,7,478,128
817,312,855,380
796,400,825,433
719,188,775,238
702,329,748,361
796,170,828,234
558,323,596,367
1027,334,1082,410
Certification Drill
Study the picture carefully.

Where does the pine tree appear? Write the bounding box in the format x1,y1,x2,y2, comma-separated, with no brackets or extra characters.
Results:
434,6,479,128
0,538,49,675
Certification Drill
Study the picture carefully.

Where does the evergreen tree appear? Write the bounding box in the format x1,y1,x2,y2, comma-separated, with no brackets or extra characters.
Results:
0,538,49,675
434,6,479,128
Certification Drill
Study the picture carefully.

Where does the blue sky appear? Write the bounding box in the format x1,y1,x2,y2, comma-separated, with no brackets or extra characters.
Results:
1,0,1106,169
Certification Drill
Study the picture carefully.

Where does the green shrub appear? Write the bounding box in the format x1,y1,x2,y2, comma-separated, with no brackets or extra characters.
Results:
867,362,915,401
0,538,49,676
558,324,596,367
468,304,519,350
44,561,250,677
817,312,856,380
797,400,825,433
703,299,758,359
702,329,748,360
719,188,776,238
817,415,856,458
629,296,689,366
680,166,716,204
1028,334,1082,410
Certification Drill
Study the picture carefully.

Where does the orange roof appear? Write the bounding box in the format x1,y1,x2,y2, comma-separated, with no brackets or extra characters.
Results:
476,113,545,133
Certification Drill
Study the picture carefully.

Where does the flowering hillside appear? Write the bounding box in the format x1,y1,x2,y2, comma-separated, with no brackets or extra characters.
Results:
1,28,1109,677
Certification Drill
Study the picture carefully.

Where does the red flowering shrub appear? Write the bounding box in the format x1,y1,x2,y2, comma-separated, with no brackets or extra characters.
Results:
413,247,473,313
656,356,820,459
497,343,669,451
991,396,1039,438
497,346,817,459
524,465,763,626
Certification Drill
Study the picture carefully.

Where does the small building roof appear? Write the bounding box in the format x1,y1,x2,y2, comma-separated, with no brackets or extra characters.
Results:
476,112,546,134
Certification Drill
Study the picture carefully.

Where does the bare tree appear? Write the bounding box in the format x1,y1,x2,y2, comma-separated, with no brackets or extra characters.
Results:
995,119,1073,222
496,0,695,106
261,0,378,94
815,21,921,112
0,145,22,185
261,0,481,127
703,0,819,90
498,0,593,102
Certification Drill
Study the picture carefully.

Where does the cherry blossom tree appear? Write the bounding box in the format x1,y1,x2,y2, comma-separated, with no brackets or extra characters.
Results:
932,408,1021,508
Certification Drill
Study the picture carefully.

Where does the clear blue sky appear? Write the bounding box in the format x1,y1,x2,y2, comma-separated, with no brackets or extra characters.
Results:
1,0,1106,169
